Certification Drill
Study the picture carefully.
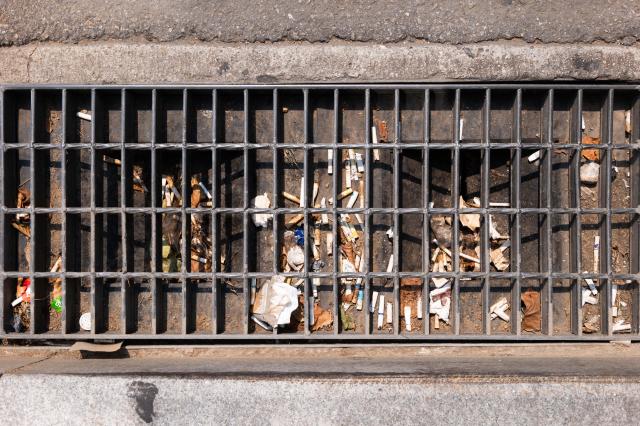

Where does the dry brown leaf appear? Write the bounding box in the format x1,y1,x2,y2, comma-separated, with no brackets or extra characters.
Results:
312,304,333,331
459,196,480,231
521,290,541,332
581,135,601,162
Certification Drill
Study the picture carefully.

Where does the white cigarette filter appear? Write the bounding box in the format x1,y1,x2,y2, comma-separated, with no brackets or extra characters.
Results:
404,306,412,331
346,191,359,209
417,298,423,319
371,126,380,161
386,302,393,324
377,295,385,329
370,291,379,313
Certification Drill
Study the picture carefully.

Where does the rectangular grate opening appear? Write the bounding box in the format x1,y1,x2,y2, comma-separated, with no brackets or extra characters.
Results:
0,84,639,341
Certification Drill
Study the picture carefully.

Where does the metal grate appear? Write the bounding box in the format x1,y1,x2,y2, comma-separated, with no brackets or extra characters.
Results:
0,84,638,341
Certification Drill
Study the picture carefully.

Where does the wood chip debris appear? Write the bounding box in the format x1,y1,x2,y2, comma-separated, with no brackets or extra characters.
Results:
459,196,480,231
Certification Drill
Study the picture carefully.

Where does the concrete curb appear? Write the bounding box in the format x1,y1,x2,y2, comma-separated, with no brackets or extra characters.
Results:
2,42,640,84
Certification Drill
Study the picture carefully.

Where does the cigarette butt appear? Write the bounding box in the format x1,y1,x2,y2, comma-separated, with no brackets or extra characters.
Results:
198,182,212,200
386,255,394,273
352,283,360,304
431,247,440,263
320,197,329,224
50,256,62,273
250,278,256,305
326,233,333,255
283,191,301,205
133,177,148,192
439,245,480,264
377,295,385,329
527,150,541,163
312,277,319,298
355,152,365,173
314,227,321,246
355,214,363,224
102,155,121,166
312,182,319,205
345,160,352,188
372,126,380,161
351,158,359,181
299,178,305,207
358,180,365,208
171,186,182,200
286,213,304,227
356,289,364,311
404,306,412,331
370,291,379,313
190,254,208,264
11,222,31,238
386,302,393,324
346,191,359,209
338,188,353,201
77,111,92,121
593,236,600,273
11,296,23,307
584,275,598,295
417,297,423,319
309,297,315,324
489,202,510,207
328,149,334,174
459,117,464,141
434,314,440,329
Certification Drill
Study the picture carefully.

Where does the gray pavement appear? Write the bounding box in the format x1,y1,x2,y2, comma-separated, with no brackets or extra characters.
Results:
1,0,640,45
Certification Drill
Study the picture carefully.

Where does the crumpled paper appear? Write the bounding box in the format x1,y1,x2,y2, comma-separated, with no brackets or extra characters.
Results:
429,283,451,323
253,275,299,328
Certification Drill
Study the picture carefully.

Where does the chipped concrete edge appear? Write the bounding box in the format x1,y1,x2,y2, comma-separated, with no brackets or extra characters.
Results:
1,41,640,84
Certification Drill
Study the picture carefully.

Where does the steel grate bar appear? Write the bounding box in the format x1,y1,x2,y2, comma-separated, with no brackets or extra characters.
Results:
481,88,491,335
422,88,431,335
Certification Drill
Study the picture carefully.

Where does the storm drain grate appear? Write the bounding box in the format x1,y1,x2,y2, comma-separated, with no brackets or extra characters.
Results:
0,84,639,341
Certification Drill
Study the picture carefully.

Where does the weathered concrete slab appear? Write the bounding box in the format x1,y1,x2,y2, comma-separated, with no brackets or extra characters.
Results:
1,374,639,424
2,42,640,84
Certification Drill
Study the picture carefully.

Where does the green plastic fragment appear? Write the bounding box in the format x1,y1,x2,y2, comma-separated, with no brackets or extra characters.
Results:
51,296,62,313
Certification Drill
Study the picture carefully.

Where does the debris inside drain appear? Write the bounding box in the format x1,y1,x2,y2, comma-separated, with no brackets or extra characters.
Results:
2,86,636,340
